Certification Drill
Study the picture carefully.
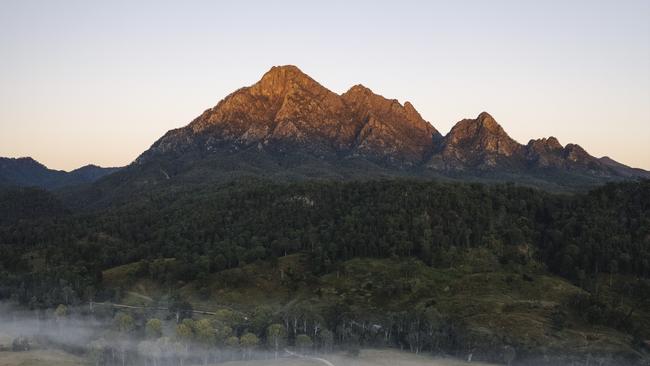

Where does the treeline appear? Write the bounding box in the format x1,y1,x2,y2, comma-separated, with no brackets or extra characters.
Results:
40,299,496,366
0,179,649,308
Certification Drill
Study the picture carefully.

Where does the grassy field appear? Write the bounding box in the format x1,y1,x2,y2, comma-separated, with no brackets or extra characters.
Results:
0,349,87,366
220,349,496,366
0,347,493,366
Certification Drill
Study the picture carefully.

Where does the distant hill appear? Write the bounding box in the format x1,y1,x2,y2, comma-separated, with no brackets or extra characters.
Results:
0,157,121,190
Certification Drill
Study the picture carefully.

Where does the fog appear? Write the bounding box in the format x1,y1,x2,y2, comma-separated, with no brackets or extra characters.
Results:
0,301,481,366
0,302,643,366
0,303,101,346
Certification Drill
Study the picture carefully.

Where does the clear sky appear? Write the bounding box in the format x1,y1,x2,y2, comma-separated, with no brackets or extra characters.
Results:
1,0,648,171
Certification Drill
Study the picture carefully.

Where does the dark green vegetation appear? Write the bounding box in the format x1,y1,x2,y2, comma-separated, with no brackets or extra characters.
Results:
0,179,649,365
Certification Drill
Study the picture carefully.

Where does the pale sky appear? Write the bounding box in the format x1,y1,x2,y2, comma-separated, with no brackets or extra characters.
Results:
1,0,649,171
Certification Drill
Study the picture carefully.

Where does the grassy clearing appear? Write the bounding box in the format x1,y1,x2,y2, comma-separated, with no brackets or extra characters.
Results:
0,349,87,366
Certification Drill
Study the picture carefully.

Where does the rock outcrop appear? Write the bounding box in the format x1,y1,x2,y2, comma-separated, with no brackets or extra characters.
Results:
427,112,523,170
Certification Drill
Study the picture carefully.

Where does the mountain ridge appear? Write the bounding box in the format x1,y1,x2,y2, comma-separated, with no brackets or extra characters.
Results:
132,65,648,186
0,156,121,190
3,65,648,193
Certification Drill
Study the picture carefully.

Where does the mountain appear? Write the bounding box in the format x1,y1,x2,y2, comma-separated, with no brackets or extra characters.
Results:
427,111,524,170
95,65,648,194
425,112,638,180
137,65,440,166
0,157,121,190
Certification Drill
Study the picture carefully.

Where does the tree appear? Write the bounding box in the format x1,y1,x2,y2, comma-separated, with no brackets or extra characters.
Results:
168,339,185,366
225,336,239,360
54,304,68,334
114,312,135,366
317,329,334,353
504,345,516,366
181,318,196,332
89,338,108,366
215,308,238,327
194,319,216,365
252,305,274,333
296,334,313,354
240,332,259,360
155,337,172,366
175,323,194,346
608,259,619,287
54,304,68,318
212,322,232,362
169,300,193,323
266,323,287,359
137,340,157,366
114,312,135,333
215,323,233,343
145,318,163,339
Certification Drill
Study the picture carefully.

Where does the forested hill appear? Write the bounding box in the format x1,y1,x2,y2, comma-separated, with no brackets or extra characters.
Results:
0,179,649,363
1,179,648,303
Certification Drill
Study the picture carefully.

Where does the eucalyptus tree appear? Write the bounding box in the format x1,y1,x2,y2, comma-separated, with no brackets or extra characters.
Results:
240,332,259,360
266,323,287,359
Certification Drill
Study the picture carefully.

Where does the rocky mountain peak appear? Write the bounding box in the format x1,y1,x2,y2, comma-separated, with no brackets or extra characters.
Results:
342,86,434,131
545,136,562,149
525,137,566,168
447,112,513,145
346,84,373,96
564,143,591,163
527,136,564,152
342,84,439,162
133,66,648,183
431,112,523,170
474,111,506,134
403,102,423,123
181,65,350,151
251,65,322,99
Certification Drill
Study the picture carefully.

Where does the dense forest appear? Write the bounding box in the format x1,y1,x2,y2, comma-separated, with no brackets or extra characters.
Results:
0,179,649,364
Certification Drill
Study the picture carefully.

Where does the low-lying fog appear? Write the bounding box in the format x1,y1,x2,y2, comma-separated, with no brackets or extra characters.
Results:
0,302,639,366
0,301,493,366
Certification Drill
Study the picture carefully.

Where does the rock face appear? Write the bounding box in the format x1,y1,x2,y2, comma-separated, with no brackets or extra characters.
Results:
427,112,523,170
134,65,648,184
526,137,564,168
342,85,440,163
138,65,439,165
193,65,357,153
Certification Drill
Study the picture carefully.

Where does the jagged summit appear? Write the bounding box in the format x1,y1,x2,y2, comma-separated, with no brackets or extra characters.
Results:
476,111,499,128
527,137,564,154
131,66,648,187
346,84,373,95
252,65,325,98
428,112,522,170
140,65,439,164
341,83,439,162
262,64,309,78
